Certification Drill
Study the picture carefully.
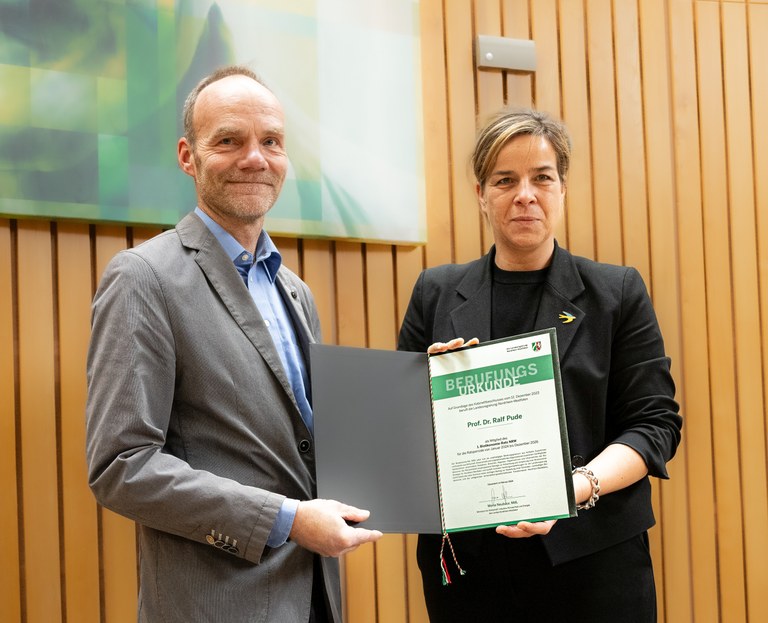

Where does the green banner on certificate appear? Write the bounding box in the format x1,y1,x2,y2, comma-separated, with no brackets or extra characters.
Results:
430,355,554,400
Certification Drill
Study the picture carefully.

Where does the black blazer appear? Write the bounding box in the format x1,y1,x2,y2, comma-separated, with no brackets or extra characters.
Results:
398,242,682,564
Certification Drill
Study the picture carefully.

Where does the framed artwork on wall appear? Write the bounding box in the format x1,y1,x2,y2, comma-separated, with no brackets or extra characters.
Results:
0,0,426,244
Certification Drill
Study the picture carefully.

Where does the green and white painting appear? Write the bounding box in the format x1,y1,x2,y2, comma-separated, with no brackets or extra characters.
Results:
0,0,426,243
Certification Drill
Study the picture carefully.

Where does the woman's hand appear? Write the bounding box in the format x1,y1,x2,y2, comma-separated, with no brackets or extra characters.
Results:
495,520,557,538
427,337,480,355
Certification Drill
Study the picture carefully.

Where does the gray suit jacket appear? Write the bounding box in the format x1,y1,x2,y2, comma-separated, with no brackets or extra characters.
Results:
86,212,340,622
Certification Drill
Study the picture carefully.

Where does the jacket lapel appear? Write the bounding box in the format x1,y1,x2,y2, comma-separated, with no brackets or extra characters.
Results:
450,253,494,343
533,242,585,360
275,272,315,363
452,244,585,362
176,213,299,409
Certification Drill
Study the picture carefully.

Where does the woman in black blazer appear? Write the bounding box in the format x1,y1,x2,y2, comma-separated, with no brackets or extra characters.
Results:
398,109,682,622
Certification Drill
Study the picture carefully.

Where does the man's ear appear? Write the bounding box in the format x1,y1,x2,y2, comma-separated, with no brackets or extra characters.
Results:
177,138,196,178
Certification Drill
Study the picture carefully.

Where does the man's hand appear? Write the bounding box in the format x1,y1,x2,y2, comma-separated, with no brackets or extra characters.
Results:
289,499,383,557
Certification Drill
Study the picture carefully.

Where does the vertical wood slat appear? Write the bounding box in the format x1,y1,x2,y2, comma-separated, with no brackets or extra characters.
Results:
586,0,623,265
473,0,505,255
530,0,561,116
638,2,691,621
501,0,534,109
395,246,425,335
274,237,300,276
0,220,22,623
395,244,430,621
421,0,454,269
131,227,163,248
530,0,564,246
93,226,139,623
302,239,336,344
17,221,62,623
668,1,719,621
405,534,429,623
334,241,377,622
473,0,503,117
57,223,101,623
445,0,484,265
558,0,593,258
722,5,768,621
695,3,748,621
364,243,409,623
612,0,650,279
749,13,768,612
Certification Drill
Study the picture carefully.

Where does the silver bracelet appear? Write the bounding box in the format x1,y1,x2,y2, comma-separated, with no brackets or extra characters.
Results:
573,467,600,510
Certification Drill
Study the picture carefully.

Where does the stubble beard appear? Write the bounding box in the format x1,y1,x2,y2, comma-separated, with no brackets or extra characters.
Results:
196,166,283,225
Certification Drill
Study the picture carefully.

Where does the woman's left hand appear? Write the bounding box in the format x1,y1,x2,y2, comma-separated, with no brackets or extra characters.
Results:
427,337,480,355
495,520,557,538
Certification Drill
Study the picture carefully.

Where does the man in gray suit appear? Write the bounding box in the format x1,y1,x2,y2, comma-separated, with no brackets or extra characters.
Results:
86,65,382,622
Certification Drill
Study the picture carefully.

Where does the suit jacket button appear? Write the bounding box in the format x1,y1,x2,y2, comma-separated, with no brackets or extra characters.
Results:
298,439,311,453
205,535,216,545
571,455,584,467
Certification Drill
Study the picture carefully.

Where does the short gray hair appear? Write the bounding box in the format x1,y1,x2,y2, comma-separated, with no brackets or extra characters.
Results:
181,65,267,146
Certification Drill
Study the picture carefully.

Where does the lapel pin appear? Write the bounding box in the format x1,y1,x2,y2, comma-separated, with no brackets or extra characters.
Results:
558,311,575,324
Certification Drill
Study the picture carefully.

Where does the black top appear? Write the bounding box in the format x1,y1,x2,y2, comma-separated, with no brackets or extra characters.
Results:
491,263,548,339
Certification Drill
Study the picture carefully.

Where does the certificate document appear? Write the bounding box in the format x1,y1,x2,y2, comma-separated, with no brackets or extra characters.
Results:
310,328,576,534
428,329,576,532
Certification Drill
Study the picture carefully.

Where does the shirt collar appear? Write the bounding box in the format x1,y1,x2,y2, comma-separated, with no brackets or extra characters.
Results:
194,207,282,283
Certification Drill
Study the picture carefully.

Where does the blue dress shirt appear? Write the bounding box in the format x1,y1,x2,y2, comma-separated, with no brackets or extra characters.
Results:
195,207,308,547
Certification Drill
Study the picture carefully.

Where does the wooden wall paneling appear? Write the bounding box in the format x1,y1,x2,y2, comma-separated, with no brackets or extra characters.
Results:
530,0,564,245
585,0,622,265
363,243,408,623
529,0,561,117
93,227,129,280
392,244,431,623
374,533,408,623
638,2,690,621
695,3,748,620
57,223,101,623
420,0,454,268
334,242,366,348
6,3,768,622
302,239,336,344
668,1,719,620
394,246,426,330
334,240,377,622
445,0,484,264
750,3,768,495
722,5,768,621
273,237,300,276
405,534,428,623
613,0,651,280
0,220,22,623
94,225,139,623
130,227,163,248
16,221,62,622
501,0,534,109
473,0,505,253
558,0,594,258
365,245,397,350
